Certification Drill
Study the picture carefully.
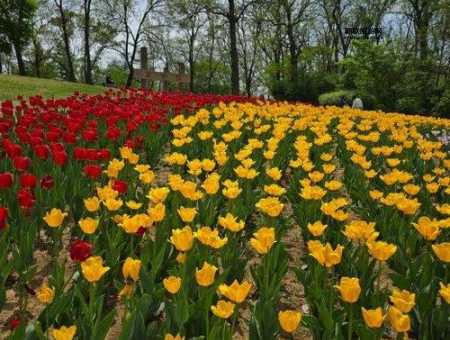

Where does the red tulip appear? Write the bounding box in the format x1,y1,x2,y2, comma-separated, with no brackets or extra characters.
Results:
113,180,128,194
70,240,92,262
74,147,87,160
1,100,14,116
9,317,20,330
106,126,121,141
136,226,146,237
82,128,97,142
84,164,102,179
0,207,7,230
96,149,111,161
3,139,22,158
53,150,68,166
40,175,54,189
33,145,49,160
13,156,31,172
63,132,77,144
0,172,13,189
46,130,61,142
17,188,35,209
20,173,37,188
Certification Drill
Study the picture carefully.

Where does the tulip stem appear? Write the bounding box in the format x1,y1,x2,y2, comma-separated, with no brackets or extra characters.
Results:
89,283,97,326
205,308,209,338
348,306,353,340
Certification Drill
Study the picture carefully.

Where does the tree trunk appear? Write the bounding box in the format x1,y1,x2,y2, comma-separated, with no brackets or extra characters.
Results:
416,16,429,60
32,37,41,77
0,53,3,73
56,0,76,81
84,0,93,84
285,3,298,83
189,34,195,92
126,64,134,88
228,0,240,95
14,43,26,75
207,14,216,92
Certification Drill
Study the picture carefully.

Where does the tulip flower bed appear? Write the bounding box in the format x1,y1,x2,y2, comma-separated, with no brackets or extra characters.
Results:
1,97,450,340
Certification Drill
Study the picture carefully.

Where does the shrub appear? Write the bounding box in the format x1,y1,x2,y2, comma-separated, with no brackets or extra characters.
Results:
318,90,355,106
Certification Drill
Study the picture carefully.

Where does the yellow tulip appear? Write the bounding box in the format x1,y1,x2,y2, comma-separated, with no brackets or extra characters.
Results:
164,334,185,340
119,284,134,298
389,288,415,313
163,276,182,294
439,282,450,304
170,226,194,252
122,257,142,281
51,325,77,340
179,181,203,200
218,213,245,232
343,220,378,242
436,204,450,216
187,159,203,176
81,256,110,283
387,306,411,333
36,282,55,304
177,206,197,223
413,216,441,240
432,242,450,262
43,208,68,228
263,184,286,196
84,196,100,212
103,198,123,211
222,179,242,199
250,227,276,254
308,171,324,183
134,164,151,174
120,146,133,159
105,158,124,178
126,200,143,210
369,190,383,200
139,170,155,184
202,172,221,194
403,184,420,196
367,240,397,261
300,185,327,200
195,262,218,287
78,217,99,234
176,252,186,264
194,226,228,249
335,277,361,303
211,300,235,319
307,240,343,267
201,159,216,172
266,167,282,180
198,130,213,140
324,180,342,191
148,202,166,222
307,221,327,237
278,310,302,333
147,187,170,204
255,196,284,217
96,185,119,201
361,307,384,328
217,280,252,303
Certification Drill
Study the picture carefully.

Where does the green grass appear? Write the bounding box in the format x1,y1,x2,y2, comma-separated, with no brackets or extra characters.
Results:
0,74,106,101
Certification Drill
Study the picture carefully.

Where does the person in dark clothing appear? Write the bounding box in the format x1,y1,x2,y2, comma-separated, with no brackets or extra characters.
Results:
105,75,115,87
339,96,347,107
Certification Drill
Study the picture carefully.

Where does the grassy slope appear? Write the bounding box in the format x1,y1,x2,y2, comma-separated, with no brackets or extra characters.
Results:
0,74,106,101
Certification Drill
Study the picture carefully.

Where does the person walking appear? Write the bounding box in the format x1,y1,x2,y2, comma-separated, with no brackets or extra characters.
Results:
339,95,347,107
352,96,364,109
